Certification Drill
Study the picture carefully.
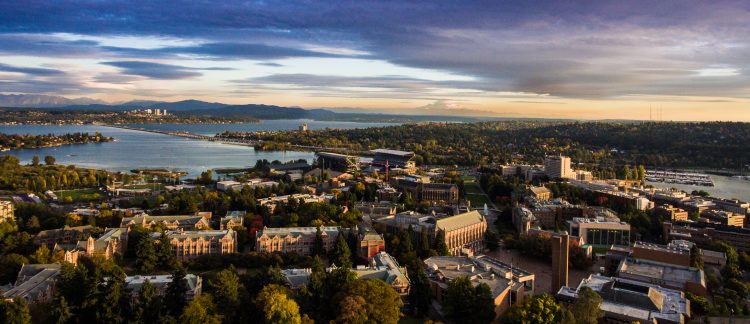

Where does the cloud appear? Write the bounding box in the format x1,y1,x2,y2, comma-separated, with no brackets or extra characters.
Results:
101,61,201,79
1,1,750,101
0,63,64,76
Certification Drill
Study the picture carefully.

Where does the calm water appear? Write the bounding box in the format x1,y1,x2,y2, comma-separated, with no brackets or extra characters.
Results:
129,119,398,136
0,120,394,178
647,175,750,202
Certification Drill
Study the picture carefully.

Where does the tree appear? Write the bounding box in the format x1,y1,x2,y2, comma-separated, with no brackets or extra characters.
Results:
485,230,500,251
156,233,176,270
637,165,646,183
570,287,603,324
443,276,495,323
33,244,51,264
686,292,711,316
311,227,325,257
501,293,561,324
44,155,56,166
50,295,72,324
31,156,40,167
690,245,703,270
207,267,242,320
0,298,32,324
0,254,29,284
256,284,302,324
134,280,161,323
332,233,352,268
180,294,222,324
336,279,403,324
135,235,157,273
405,257,431,316
163,265,188,317
433,229,449,256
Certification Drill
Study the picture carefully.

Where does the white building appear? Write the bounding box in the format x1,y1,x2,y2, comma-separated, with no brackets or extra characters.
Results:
544,155,573,179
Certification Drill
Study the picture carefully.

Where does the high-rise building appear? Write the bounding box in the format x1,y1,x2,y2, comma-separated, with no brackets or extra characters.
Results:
551,234,569,292
544,155,573,179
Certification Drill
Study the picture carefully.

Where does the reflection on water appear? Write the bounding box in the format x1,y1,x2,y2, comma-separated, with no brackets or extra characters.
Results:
0,120,392,178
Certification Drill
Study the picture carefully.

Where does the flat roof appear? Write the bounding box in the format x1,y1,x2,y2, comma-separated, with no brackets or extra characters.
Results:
371,149,415,157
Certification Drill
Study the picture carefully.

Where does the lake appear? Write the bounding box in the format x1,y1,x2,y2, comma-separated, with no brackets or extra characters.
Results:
0,119,396,178
646,175,750,202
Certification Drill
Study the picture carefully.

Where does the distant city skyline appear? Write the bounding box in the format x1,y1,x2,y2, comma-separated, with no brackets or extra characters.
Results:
1,1,750,120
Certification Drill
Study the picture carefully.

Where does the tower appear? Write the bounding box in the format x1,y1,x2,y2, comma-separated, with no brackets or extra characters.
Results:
551,234,569,293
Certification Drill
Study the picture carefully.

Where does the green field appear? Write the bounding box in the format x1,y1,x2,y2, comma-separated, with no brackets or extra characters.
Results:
55,188,106,203
463,181,491,206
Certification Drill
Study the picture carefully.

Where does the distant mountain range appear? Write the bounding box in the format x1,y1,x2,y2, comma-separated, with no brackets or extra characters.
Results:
0,94,495,122
0,94,108,107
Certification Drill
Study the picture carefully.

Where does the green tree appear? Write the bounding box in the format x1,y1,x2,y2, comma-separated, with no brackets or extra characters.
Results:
44,155,56,166
405,257,431,316
443,276,495,323
570,287,604,324
31,156,40,167
163,265,188,317
690,245,703,270
256,284,302,324
485,229,500,251
155,233,175,270
312,228,325,257
433,229,449,256
134,280,161,323
0,298,32,324
0,254,29,284
180,294,222,324
501,293,561,324
50,295,72,324
135,235,157,273
336,279,403,324
332,233,352,268
207,267,243,321
33,244,51,264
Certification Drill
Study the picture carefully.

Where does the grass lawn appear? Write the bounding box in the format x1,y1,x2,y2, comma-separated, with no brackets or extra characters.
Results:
464,182,485,194
55,188,106,203
463,181,491,206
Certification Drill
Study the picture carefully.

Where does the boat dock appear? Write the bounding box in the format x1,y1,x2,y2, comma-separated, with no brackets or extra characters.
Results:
645,170,714,186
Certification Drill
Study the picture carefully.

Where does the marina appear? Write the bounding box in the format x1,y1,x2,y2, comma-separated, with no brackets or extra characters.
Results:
645,170,714,186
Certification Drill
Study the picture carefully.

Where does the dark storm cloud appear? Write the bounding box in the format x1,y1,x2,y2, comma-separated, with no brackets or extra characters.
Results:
2,1,750,98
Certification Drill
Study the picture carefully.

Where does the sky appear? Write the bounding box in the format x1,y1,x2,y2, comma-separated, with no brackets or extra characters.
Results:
1,1,750,120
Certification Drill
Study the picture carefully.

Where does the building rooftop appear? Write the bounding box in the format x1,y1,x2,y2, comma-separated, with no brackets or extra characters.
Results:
633,241,690,256
617,258,705,289
257,226,340,237
424,255,535,300
371,149,415,157
436,210,486,233
3,264,61,301
125,274,200,294
558,274,689,324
